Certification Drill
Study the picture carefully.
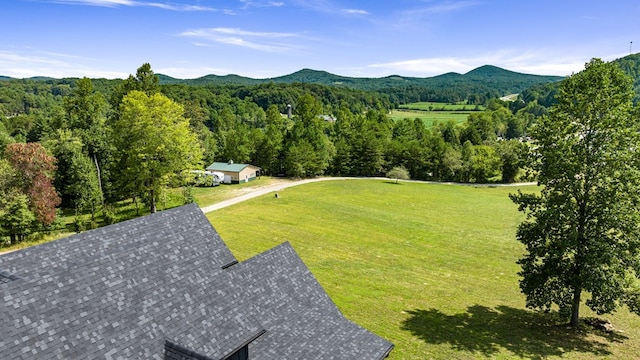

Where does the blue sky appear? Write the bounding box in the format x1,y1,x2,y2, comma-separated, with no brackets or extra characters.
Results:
2,0,639,79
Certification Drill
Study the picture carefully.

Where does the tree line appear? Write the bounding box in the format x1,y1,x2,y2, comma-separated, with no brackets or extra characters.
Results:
0,63,546,245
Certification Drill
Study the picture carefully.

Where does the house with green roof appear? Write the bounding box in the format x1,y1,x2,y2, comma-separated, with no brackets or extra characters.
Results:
206,160,261,184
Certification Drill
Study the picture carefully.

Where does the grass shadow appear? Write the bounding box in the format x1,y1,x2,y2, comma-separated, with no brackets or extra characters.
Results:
401,305,627,359
384,180,403,185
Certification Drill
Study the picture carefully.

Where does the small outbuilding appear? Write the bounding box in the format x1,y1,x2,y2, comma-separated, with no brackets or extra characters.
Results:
206,160,261,184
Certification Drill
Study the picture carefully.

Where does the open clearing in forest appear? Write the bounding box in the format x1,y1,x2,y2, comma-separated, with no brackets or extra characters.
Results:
207,179,640,359
389,109,471,127
390,101,485,127
398,101,485,112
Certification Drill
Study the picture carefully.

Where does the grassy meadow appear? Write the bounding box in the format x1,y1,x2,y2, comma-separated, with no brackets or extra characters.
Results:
389,109,471,127
398,101,485,112
206,179,640,359
389,101,484,128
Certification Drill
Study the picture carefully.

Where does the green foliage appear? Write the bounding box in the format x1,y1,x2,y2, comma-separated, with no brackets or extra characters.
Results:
0,192,36,244
0,121,15,153
44,129,101,216
102,205,118,225
4,142,60,226
284,94,335,177
252,105,285,175
470,145,500,183
331,108,391,177
510,58,640,327
112,91,203,213
110,63,160,110
615,53,640,104
0,159,36,244
156,66,561,105
495,140,527,183
1,59,623,193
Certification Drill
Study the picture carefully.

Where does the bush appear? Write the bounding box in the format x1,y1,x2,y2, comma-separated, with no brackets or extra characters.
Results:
102,205,118,225
386,166,410,183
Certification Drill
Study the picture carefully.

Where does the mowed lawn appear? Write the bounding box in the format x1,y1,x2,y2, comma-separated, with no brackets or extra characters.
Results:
206,179,640,359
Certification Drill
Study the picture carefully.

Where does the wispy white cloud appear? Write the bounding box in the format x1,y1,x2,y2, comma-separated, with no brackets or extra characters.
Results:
341,8,369,15
421,0,479,14
0,49,127,78
239,0,284,9
393,0,479,26
45,0,223,12
287,0,333,12
179,27,301,53
368,50,598,77
369,57,470,76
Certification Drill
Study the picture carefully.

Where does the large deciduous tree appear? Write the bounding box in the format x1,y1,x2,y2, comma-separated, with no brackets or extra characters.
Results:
1,143,60,243
510,59,640,327
112,91,203,213
5,142,60,225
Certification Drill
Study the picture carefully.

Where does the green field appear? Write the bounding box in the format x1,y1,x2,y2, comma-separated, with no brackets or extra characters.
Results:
399,101,485,112
389,109,471,127
207,179,640,359
390,101,485,127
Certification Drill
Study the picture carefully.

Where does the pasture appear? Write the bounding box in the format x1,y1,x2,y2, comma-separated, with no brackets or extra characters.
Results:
389,109,470,127
390,101,485,127
207,179,640,359
398,101,485,112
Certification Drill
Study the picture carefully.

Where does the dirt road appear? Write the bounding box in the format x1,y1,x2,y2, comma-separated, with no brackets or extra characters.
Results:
199,177,354,213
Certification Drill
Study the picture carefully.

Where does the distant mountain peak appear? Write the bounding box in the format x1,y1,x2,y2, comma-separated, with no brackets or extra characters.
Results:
465,65,517,76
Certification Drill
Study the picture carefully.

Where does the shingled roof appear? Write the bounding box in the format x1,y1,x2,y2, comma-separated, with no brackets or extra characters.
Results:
0,204,393,359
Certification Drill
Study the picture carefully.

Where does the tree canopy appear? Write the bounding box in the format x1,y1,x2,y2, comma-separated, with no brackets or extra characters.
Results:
510,58,640,327
111,90,203,213
1,143,60,244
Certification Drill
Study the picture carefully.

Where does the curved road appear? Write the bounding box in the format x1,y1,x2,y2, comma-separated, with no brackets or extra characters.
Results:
200,177,354,213
199,177,537,214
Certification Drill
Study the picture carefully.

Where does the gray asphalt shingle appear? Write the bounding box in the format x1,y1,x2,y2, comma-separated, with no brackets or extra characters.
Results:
0,203,393,359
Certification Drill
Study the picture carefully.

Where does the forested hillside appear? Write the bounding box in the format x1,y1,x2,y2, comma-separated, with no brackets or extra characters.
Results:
2,64,561,106
154,65,563,104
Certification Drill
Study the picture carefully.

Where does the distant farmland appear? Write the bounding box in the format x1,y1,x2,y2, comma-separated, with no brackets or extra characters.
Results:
389,109,471,127
399,101,485,112
390,101,484,127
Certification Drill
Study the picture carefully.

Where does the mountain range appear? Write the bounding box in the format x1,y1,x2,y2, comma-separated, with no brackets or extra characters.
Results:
4,54,640,103
155,65,564,93
1,65,563,95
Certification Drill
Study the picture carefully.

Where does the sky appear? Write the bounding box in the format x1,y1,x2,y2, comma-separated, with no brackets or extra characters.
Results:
1,0,639,79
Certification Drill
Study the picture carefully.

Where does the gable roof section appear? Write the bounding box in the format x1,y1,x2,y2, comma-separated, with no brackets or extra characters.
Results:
0,204,393,359
230,243,394,360
206,162,260,173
